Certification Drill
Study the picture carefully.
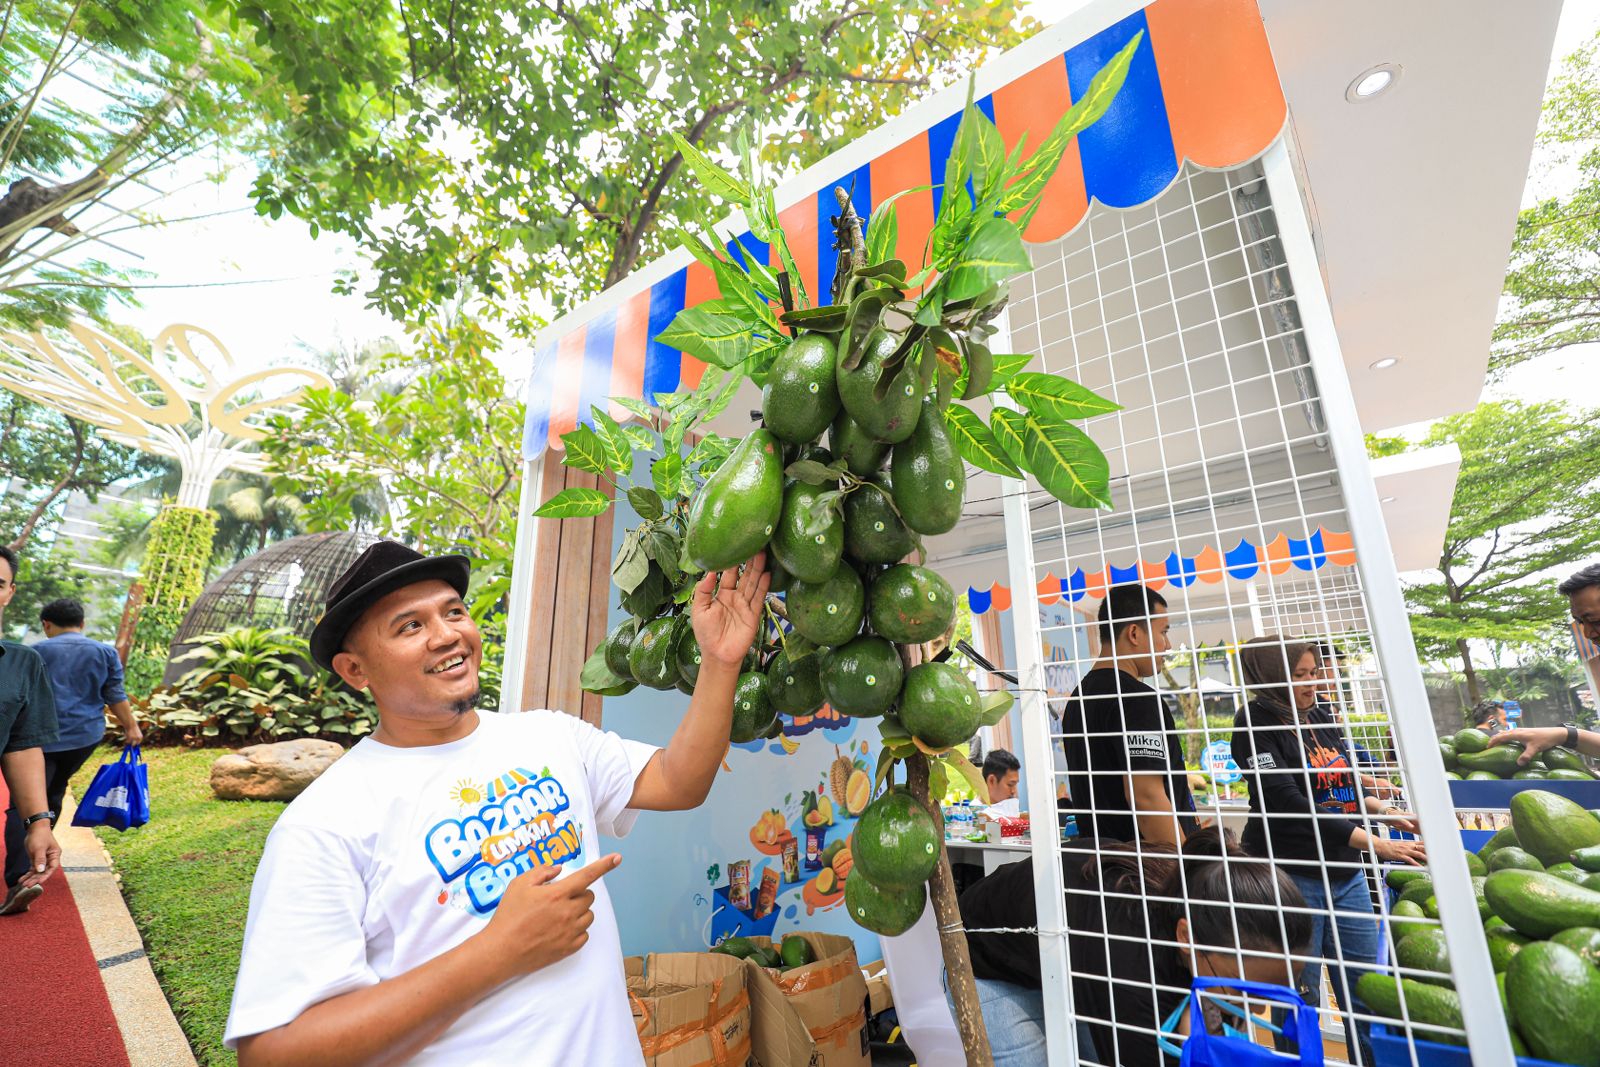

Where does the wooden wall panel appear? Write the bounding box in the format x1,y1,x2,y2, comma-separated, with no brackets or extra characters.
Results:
975,609,1014,754
519,460,616,722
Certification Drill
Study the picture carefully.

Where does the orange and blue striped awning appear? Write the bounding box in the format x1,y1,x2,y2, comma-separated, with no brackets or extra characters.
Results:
523,0,1286,458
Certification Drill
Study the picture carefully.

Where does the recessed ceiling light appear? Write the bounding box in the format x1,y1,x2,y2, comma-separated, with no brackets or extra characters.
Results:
1380,496,1397,503
1370,357,1400,370
1347,64,1400,102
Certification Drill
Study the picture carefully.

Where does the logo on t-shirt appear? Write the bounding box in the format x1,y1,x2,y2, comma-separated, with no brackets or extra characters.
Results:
424,766,585,915
1306,741,1357,815
1248,753,1277,770
1126,733,1167,761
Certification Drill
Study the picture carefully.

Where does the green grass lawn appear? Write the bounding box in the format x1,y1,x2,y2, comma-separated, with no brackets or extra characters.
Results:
73,745,286,1067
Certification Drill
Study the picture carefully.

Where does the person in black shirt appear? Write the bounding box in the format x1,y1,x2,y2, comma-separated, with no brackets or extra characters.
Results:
1061,584,1197,846
956,831,1312,1066
1232,636,1426,1064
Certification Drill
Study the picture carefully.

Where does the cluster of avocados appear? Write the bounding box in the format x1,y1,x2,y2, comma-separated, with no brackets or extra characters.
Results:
1439,727,1598,781
601,320,982,938
1362,789,1600,1062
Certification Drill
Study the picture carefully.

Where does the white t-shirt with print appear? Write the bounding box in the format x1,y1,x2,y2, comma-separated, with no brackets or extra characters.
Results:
224,709,659,1065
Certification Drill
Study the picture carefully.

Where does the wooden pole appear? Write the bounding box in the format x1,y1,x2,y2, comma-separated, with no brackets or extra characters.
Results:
906,751,994,1067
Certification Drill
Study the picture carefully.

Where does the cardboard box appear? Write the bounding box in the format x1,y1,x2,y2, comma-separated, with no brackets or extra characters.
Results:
627,952,752,1067
862,959,893,1017
741,932,870,1067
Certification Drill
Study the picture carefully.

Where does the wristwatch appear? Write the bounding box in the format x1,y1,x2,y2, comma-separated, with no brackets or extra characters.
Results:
22,811,55,829
1564,722,1581,750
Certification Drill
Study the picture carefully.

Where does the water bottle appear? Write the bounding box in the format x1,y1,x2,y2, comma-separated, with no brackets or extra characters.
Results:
1504,700,1522,728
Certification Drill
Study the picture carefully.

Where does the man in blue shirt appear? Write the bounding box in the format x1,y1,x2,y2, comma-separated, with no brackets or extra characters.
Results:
0,546,62,915
33,598,142,809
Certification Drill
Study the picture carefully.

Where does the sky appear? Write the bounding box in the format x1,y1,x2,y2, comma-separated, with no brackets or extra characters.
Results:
62,3,1600,402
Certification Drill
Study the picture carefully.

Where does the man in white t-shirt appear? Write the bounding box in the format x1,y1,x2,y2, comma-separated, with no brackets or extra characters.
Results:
226,538,769,1066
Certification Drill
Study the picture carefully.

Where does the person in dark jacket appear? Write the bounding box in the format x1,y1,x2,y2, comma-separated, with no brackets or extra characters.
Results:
957,830,1312,1067
1231,636,1426,1063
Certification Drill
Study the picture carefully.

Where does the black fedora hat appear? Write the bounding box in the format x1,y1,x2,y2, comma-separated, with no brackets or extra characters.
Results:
309,540,471,671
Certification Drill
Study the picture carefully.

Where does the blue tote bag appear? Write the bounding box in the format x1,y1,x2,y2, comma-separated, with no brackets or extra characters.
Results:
1175,976,1324,1067
72,745,151,831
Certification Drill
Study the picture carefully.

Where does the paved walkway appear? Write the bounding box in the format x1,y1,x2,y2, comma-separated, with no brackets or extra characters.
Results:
0,786,196,1066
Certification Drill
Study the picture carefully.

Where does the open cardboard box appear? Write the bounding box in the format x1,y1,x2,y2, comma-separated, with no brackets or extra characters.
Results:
739,932,870,1067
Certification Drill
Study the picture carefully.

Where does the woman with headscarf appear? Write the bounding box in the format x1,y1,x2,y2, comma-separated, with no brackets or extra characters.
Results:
1230,636,1427,1064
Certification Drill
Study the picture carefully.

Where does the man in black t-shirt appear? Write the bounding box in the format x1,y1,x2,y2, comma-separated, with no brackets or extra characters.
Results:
1061,584,1197,845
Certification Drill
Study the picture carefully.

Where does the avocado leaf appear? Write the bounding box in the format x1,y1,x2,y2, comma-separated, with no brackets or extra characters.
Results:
533,486,610,519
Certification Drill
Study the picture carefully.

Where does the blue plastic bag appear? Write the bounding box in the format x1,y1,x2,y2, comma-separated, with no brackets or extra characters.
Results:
1178,976,1323,1067
72,745,150,831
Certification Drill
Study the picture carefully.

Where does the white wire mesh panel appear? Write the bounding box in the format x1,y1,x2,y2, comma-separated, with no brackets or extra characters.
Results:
987,161,1470,1066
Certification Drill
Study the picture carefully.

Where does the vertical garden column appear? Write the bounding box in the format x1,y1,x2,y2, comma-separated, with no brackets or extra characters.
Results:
126,503,217,695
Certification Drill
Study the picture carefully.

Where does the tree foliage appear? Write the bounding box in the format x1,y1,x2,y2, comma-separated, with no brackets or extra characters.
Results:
0,391,153,550
244,0,1037,330
1492,28,1600,371
261,320,525,614
1401,400,1600,701
0,0,324,325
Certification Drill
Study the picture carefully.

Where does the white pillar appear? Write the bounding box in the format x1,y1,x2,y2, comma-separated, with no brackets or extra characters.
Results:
1263,140,1514,1062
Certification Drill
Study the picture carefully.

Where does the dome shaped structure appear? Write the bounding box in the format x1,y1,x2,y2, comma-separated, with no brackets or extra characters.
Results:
164,531,380,684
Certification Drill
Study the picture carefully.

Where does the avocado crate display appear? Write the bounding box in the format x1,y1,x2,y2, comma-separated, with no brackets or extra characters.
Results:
500,2,1572,1065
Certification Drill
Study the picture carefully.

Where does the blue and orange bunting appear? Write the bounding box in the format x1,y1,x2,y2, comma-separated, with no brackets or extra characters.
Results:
965,528,1359,615
522,0,1286,457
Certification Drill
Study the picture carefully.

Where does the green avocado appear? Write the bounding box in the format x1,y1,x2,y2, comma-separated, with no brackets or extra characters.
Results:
1388,899,1431,942
819,635,903,718
628,616,681,690
674,626,705,687
843,477,915,565
1354,974,1465,1046
1549,768,1597,781
868,563,956,644
1572,844,1600,872
1486,924,1531,972
770,481,844,583
1484,868,1600,938
829,409,889,477
786,566,865,647
1387,868,1432,891
1511,789,1600,866
1394,928,1452,987
1464,850,1487,877
763,333,840,444
780,934,817,969
1513,769,1549,780
1506,941,1600,1065
767,648,825,717
729,671,776,744
1544,746,1594,774
1551,926,1600,968
836,327,923,444
1488,847,1545,873
845,870,926,937
713,936,758,959
1466,771,1501,781
1438,739,1458,770
1453,728,1491,754
852,787,941,890
603,618,639,679
898,661,981,750
1398,879,1435,908
889,399,965,535
1456,746,1522,777
1480,824,1521,861
686,429,784,572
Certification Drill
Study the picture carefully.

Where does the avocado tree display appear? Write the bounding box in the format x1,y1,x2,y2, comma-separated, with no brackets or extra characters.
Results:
535,39,1140,1064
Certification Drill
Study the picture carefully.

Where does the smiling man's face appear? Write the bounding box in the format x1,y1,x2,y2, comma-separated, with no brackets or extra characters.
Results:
332,579,483,721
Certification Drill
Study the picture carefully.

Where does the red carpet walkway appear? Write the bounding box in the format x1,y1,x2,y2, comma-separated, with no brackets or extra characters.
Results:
0,781,132,1065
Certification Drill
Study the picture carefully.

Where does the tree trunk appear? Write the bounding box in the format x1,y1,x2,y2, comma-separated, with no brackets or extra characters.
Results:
1457,637,1481,708
906,752,994,1067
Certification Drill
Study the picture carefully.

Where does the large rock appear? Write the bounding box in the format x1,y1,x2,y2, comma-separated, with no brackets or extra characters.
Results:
210,739,344,801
